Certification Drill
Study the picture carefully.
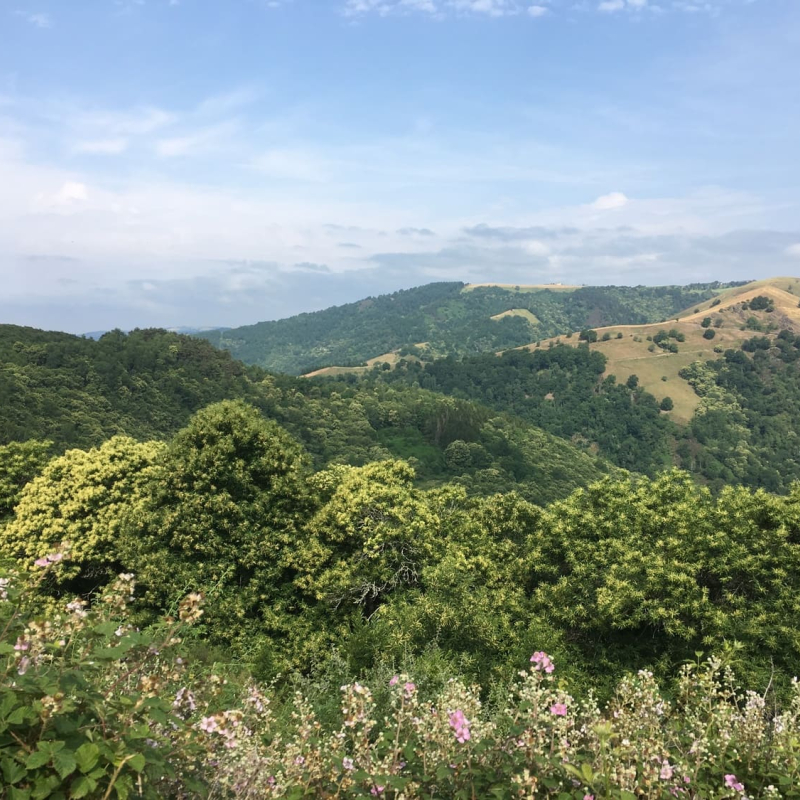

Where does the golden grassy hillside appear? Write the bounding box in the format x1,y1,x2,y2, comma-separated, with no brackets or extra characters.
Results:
517,278,800,423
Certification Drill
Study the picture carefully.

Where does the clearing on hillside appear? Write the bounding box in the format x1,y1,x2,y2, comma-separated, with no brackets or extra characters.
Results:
462,283,581,293
490,308,541,324
516,278,800,424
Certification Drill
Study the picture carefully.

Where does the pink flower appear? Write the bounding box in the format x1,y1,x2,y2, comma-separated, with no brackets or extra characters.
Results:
34,557,50,568
449,709,471,743
199,716,218,733
550,703,567,717
660,761,674,780
403,681,416,697
17,656,30,675
13,637,29,652
724,774,744,793
584,795,595,800
389,675,399,686
371,786,385,796
294,756,305,766
342,757,354,771
530,651,555,673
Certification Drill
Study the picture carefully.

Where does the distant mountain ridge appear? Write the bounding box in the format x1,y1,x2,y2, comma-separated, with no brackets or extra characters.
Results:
83,326,229,340
195,280,747,375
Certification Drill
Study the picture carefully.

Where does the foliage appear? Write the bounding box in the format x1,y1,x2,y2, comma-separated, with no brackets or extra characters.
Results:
0,437,163,595
0,326,611,506
0,565,211,799
376,345,675,475
680,338,800,491
0,326,266,451
530,470,800,689
0,441,52,522
123,401,312,655
197,281,735,374
4,560,800,798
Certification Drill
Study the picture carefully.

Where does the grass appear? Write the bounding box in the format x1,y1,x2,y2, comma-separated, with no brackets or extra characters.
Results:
519,278,800,424
462,283,581,293
490,308,540,324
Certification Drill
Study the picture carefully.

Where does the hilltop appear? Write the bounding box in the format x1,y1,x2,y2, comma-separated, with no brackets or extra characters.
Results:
195,280,738,374
521,278,800,423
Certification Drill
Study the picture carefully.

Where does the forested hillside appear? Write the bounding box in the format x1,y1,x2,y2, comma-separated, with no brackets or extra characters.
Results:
0,325,610,506
354,326,800,492
3,318,800,797
196,281,740,374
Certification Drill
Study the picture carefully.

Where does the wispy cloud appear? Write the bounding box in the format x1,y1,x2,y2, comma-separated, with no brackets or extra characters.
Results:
343,0,744,16
15,11,54,28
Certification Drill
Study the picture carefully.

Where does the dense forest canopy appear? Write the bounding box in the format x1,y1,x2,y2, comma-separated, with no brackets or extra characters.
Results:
196,280,746,374
3,284,800,798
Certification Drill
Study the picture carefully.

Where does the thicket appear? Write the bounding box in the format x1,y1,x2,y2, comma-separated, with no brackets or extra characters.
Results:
2,400,800,796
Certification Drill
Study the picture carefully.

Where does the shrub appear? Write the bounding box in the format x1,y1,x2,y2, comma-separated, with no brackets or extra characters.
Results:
703,328,716,340
660,396,674,411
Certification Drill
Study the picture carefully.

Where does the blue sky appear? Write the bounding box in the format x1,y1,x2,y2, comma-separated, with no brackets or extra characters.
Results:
1,0,799,331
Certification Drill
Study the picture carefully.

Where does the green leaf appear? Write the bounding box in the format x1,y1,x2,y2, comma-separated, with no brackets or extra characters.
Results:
26,749,51,770
8,786,31,800
114,773,133,800
8,706,32,725
68,775,97,799
127,753,146,773
580,763,594,784
74,743,99,774
53,750,77,780
1,756,27,785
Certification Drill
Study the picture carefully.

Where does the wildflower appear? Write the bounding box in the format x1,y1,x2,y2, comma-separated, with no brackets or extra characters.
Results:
530,651,555,673
343,757,354,770
585,795,595,800
660,761,674,780
13,637,30,652
66,599,88,618
294,756,305,766
724,774,745,793
173,687,197,714
550,703,567,717
389,675,399,686
449,709,471,743
34,557,50,568
199,716,219,733
0,577,11,600
17,656,30,675
403,681,416,697
371,786,385,796
178,592,204,624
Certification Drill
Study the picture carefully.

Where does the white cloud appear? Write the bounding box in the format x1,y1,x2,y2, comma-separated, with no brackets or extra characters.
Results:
48,181,89,207
25,12,53,28
528,5,548,16
598,0,625,11
250,148,332,182
155,122,238,158
591,191,629,210
73,138,129,155
786,244,800,258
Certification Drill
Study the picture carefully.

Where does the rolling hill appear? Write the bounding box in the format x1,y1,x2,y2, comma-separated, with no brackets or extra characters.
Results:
521,278,800,423
195,280,742,375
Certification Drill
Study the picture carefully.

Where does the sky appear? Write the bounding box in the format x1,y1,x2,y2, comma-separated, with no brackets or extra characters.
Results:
1,0,800,332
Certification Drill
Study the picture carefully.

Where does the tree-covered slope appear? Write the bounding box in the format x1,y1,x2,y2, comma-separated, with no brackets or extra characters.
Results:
195,280,741,374
0,324,611,506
